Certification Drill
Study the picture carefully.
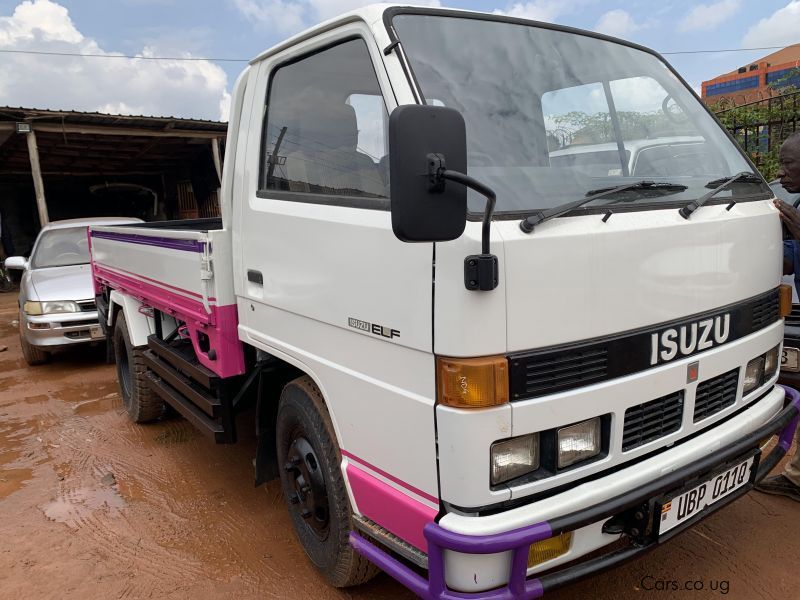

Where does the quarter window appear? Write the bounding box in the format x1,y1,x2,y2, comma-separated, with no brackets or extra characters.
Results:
261,39,389,200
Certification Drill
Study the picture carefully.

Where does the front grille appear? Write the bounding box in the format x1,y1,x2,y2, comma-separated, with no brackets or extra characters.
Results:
509,347,608,399
77,300,96,312
751,289,779,330
786,304,800,327
508,289,779,401
622,391,684,451
59,319,98,328
693,369,739,422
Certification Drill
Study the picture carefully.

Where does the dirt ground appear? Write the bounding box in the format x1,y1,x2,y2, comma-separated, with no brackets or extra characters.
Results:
1,291,799,600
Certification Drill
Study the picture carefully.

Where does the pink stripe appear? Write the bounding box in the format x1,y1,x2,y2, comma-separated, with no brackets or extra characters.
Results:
94,264,245,378
346,464,437,552
96,263,216,301
341,450,438,505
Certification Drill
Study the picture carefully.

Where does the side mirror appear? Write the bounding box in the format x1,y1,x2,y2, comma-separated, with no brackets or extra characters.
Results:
389,105,467,242
4,256,27,270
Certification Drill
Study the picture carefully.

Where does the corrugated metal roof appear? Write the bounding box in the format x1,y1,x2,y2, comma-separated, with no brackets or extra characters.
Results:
0,106,227,133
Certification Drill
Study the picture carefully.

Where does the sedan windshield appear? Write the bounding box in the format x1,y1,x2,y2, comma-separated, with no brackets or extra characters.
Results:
391,13,765,214
31,227,90,269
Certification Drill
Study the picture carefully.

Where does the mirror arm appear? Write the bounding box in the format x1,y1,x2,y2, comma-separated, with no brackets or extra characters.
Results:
428,154,499,291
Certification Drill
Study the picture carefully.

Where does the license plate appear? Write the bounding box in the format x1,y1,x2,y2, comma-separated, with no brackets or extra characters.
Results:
782,347,800,372
658,454,757,535
90,325,104,340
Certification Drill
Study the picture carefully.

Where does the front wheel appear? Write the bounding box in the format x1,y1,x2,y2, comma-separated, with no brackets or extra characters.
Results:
276,376,377,588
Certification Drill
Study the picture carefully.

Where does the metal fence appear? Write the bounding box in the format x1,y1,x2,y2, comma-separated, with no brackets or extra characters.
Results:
713,91,800,176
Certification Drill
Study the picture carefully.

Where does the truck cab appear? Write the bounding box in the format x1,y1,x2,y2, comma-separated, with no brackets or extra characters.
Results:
90,5,800,598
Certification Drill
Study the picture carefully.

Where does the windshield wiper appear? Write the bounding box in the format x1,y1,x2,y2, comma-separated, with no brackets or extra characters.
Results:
704,172,764,188
520,181,688,233
679,171,764,219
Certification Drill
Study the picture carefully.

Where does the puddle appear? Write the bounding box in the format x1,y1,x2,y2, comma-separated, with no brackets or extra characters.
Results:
43,485,126,528
0,466,32,498
0,467,33,499
23,394,50,405
74,396,116,416
51,381,119,403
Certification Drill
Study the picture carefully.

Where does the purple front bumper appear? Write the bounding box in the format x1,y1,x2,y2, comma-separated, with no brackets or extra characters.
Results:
350,386,800,600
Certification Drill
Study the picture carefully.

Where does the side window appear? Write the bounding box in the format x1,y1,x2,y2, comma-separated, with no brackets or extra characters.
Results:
261,39,389,200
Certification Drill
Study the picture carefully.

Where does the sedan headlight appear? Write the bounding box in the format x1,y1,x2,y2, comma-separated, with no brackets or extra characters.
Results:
491,433,539,485
743,356,766,395
23,300,80,315
558,418,602,468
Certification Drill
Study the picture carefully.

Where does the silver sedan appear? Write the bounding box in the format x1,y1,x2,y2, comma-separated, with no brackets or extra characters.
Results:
4,217,141,365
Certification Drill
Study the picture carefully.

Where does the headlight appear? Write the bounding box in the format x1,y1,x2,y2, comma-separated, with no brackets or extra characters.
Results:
23,301,42,315
743,356,766,394
23,300,80,315
491,433,539,485
764,345,780,380
557,418,601,469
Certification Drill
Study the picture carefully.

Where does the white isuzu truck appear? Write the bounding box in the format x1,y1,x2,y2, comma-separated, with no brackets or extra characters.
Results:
89,5,800,598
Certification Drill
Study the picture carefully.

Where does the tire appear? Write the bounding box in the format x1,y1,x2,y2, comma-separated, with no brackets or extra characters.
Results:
276,376,378,588
113,311,164,423
19,312,49,366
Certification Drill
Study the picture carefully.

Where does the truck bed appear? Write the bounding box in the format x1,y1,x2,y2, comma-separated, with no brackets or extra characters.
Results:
89,221,244,379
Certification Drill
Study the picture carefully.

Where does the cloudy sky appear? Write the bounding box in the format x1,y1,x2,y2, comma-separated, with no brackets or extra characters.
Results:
0,0,798,121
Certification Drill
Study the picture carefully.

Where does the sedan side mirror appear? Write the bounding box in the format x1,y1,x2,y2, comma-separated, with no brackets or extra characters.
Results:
4,256,28,270
389,105,467,242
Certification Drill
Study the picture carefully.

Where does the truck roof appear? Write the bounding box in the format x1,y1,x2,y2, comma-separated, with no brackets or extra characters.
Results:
249,3,395,65
247,3,661,67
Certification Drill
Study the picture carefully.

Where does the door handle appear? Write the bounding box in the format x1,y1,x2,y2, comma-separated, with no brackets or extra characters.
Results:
247,269,263,285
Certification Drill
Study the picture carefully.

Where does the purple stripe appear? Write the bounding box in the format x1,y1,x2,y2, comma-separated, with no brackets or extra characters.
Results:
350,518,551,599
91,230,206,253
778,385,800,451
425,520,553,554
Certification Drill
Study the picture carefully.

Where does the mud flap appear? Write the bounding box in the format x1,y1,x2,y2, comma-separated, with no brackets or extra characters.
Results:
254,358,296,486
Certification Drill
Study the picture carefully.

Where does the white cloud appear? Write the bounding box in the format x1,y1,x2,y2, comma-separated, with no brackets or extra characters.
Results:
678,0,741,33
310,1,439,22
232,0,306,34
493,1,565,22
0,0,229,120
743,1,800,47
234,0,440,34
594,9,647,38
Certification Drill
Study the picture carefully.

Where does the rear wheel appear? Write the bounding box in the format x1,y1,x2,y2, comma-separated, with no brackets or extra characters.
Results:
276,376,377,588
113,311,163,423
19,312,49,366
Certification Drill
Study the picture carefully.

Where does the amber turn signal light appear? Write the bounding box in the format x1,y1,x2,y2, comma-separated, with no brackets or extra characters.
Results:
437,355,509,408
780,284,793,318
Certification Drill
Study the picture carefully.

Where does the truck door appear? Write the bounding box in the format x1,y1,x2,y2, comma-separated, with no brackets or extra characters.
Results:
235,29,439,503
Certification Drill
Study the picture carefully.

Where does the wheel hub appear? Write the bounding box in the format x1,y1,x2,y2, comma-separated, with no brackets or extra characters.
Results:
285,436,329,537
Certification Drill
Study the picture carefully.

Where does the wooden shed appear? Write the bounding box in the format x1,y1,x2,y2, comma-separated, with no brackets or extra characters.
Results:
0,107,227,255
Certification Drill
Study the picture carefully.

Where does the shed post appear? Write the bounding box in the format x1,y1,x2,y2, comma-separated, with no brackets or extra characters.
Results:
26,128,49,226
211,137,222,183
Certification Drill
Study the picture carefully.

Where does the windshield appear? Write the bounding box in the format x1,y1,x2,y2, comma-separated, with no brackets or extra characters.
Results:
391,13,764,214
31,227,90,269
